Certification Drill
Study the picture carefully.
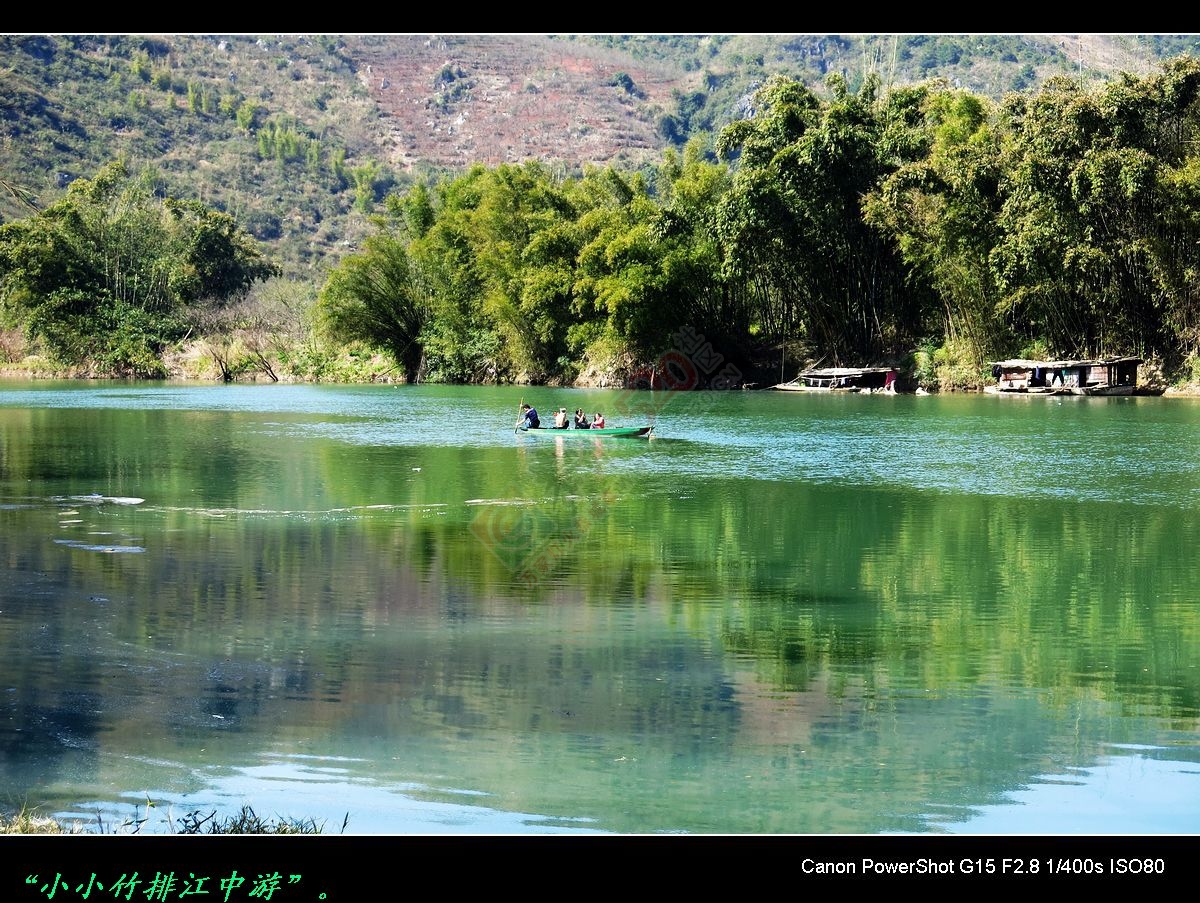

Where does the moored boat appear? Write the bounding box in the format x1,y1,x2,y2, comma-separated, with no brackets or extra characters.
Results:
772,366,899,393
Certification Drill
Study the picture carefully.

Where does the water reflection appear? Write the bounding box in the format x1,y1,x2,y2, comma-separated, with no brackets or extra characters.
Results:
1,383,1199,833
930,745,1200,835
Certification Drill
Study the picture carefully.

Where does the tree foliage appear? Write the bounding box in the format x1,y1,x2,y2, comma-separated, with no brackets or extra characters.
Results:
0,161,279,375
310,56,1200,388
13,54,1200,387
316,230,428,382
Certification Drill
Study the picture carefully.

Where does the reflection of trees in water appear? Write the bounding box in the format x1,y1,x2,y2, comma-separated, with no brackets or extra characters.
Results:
4,397,1200,833
676,479,1200,715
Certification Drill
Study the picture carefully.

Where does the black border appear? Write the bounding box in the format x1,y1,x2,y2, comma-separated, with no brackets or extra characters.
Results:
8,834,1198,894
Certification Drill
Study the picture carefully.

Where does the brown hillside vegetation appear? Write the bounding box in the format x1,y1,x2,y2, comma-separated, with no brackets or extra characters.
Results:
342,33,1167,174
347,34,688,172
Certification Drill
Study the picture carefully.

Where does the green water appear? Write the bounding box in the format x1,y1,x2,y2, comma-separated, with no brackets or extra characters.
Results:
0,380,1198,834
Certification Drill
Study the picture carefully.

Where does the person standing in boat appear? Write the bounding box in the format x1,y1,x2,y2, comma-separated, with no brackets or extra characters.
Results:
592,412,605,428
519,403,540,429
573,408,590,429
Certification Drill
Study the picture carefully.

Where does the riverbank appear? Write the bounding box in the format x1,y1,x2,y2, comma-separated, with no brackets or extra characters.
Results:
3,344,1200,394
3,364,1198,394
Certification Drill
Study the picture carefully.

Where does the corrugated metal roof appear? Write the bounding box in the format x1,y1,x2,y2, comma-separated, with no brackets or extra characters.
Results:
991,357,1142,368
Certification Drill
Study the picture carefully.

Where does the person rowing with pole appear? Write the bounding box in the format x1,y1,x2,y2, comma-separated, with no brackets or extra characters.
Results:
516,402,540,431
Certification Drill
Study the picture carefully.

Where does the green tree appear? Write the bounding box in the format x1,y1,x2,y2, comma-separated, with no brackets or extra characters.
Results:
0,161,279,375
573,151,732,369
316,230,428,382
990,58,1200,363
717,73,927,367
451,162,582,381
351,162,381,214
864,81,1004,372
649,140,741,358
235,100,261,132
162,198,280,305
401,171,501,383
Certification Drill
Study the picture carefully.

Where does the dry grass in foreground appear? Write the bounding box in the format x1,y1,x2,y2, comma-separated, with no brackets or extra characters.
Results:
0,808,86,834
0,804,341,835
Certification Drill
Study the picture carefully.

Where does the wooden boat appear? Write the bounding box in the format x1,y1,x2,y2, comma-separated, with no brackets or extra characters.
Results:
983,382,1067,396
517,425,653,438
772,366,898,393
1073,383,1136,397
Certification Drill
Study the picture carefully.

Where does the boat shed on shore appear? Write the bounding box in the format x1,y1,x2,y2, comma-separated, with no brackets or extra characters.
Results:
988,357,1145,395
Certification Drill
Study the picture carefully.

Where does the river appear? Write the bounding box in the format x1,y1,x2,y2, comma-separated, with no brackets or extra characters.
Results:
1,379,1198,835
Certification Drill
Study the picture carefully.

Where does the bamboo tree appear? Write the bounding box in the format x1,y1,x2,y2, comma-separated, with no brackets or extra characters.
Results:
716,73,928,367
864,81,1005,369
316,230,428,382
577,142,736,364
990,57,1200,363
455,162,582,380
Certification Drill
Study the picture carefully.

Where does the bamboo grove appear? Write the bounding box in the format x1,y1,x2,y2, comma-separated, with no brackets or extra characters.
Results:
6,58,1200,387
318,59,1200,387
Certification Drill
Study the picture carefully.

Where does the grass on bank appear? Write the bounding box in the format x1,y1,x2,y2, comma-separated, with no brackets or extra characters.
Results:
0,803,344,835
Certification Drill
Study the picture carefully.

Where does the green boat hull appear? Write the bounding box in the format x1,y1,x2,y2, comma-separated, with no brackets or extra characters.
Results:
518,425,653,438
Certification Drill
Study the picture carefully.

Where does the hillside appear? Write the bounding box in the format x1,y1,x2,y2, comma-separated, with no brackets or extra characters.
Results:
2,34,1198,283
348,34,1182,173
351,34,686,172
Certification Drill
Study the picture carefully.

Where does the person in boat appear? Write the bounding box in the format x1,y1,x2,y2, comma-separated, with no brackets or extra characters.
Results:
554,407,569,429
592,412,605,428
519,403,540,429
573,408,590,429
